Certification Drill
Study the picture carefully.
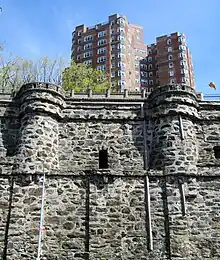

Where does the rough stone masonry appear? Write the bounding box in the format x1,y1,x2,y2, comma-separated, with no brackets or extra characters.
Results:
0,82,220,260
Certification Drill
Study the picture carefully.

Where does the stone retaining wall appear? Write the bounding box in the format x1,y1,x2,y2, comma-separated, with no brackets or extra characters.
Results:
0,82,219,259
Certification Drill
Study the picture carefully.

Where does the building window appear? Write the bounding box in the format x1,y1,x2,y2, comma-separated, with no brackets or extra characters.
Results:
99,149,108,169
98,31,106,38
168,55,173,60
117,17,125,25
141,71,148,77
77,55,81,60
180,59,187,66
84,43,93,50
84,60,92,65
78,31,82,36
170,79,175,84
97,56,106,63
97,47,106,54
149,72,153,77
77,46,81,51
78,39,82,44
118,62,125,68
121,81,126,86
121,53,125,58
179,45,186,51
149,80,153,85
118,27,125,33
141,79,148,84
98,39,107,46
148,64,152,69
167,39,171,45
178,36,185,43
169,71,174,77
140,64,147,70
117,35,125,41
111,72,115,78
169,62,173,68
117,43,125,50
168,47,172,52
111,45,116,51
148,56,152,62
148,49,152,55
84,52,92,58
84,35,93,42
97,65,106,71
179,52,186,58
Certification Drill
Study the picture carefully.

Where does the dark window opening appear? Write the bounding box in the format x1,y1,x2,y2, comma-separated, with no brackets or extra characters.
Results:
214,146,220,159
99,149,108,169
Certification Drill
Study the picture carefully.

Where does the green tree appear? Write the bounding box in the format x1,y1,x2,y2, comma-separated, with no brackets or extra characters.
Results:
62,61,110,93
0,53,110,93
0,53,66,92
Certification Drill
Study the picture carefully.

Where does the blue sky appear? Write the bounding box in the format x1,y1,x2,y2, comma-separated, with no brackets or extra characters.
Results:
0,0,219,94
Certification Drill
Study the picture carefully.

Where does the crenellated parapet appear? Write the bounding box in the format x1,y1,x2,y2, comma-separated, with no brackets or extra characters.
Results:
148,84,199,118
16,82,66,119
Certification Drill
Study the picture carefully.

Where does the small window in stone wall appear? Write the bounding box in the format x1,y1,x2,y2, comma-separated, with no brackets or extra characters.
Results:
214,146,220,159
99,149,108,169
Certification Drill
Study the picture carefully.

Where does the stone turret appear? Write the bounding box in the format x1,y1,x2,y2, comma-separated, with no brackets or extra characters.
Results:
148,84,199,175
14,82,66,174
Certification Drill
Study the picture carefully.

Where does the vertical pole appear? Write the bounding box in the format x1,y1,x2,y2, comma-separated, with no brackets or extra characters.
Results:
178,114,185,140
179,179,186,216
37,173,46,260
145,176,153,251
85,173,90,260
141,103,153,251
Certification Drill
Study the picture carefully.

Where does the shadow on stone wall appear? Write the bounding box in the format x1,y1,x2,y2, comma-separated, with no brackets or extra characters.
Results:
1,96,20,157
130,104,148,170
159,177,171,258
1,96,20,259
2,176,14,260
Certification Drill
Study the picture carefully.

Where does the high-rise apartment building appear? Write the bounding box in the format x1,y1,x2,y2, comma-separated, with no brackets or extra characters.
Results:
140,32,194,92
71,14,147,91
